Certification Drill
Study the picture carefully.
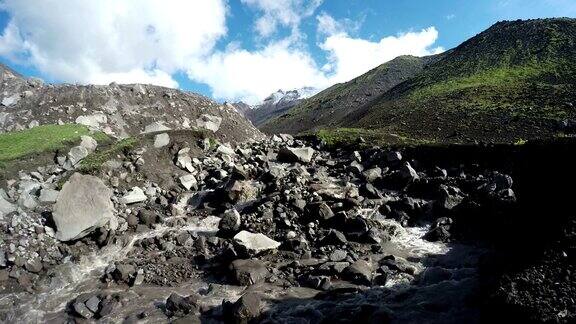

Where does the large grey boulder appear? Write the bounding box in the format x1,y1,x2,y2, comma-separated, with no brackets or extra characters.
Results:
233,231,280,255
278,147,315,164
196,114,222,132
52,173,114,241
0,196,16,218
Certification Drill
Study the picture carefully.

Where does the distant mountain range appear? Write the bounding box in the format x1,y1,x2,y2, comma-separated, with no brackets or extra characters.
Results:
230,87,318,126
261,18,576,144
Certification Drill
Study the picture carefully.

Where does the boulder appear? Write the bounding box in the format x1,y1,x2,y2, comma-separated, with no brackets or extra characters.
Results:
227,293,262,324
0,195,16,218
120,187,147,204
219,208,241,234
278,147,315,164
234,231,280,255
342,260,373,285
179,174,198,191
67,146,90,166
153,133,170,148
165,293,201,317
230,259,270,285
217,144,236,156
196,114,222,132
80,136,98,152
52,173,114,241
39,188,59,203
362,167,382,182
398,162,419,181
75,114,107,128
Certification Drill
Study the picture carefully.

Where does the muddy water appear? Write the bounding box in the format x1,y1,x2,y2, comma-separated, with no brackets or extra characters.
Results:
1,214,484,323
1,216,223,323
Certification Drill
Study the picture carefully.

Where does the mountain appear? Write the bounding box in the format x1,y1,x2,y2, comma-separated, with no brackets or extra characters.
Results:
260,55,442,134
263,18,576,144
242,87,318,126
0,63,262,142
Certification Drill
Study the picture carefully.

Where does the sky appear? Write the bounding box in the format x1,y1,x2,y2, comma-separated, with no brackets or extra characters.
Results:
0,0,574,104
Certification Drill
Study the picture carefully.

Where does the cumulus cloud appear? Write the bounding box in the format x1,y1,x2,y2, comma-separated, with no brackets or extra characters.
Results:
0,0,227,87
0,2,443,104
320,24,444,83
188,40,328,104
241,0,323,37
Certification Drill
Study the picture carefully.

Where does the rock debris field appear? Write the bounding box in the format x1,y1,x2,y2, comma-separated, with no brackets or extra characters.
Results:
0,130,572,323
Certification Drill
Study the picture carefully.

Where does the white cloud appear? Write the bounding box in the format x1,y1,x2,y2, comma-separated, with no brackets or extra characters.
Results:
320,25,444,83
0,3,443,105
188,39,328,104
0,0,227,87
241,0,323,37
316,12,344,36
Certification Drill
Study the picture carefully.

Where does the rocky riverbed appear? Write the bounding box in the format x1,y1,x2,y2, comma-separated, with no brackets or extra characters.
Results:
0,133,573,323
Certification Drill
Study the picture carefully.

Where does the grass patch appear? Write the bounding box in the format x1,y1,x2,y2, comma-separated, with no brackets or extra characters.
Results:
77,137,138,174
0,124,109,167
409,63,567,101
313,128,434,148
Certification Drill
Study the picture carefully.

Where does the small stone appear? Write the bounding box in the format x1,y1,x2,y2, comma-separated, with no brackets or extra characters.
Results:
179,174,198,191
120,187,147,204
153,133,170,148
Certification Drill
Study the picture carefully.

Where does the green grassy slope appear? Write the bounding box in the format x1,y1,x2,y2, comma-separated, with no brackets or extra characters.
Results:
351,18,576,143
260,55,440,134
0,124,109,167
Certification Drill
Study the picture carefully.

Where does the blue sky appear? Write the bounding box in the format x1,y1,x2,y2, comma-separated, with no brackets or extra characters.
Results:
0,0,574,103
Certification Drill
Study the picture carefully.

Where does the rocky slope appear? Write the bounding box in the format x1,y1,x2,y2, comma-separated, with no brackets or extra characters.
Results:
261,56,439,134
0,64,262,142
1,122,573,322
263,18,576,144
235,88,318,127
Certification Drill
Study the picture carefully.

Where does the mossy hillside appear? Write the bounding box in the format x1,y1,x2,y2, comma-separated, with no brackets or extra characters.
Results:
0,124,109,167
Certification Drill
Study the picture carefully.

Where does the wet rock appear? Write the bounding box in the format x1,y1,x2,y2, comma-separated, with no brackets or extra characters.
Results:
113,263,136,283
154,133,170,148
196,114,222,132
219,208,241,235
308,202,334,222
138,209,159,226
342,260,373,285
234,231,280,255
53,173,114,241
321,229,348,246
166,293,201,317
120,187,147,204
230,259,270,285
227,292,262,324
278,147,315,164
73,300,94,319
